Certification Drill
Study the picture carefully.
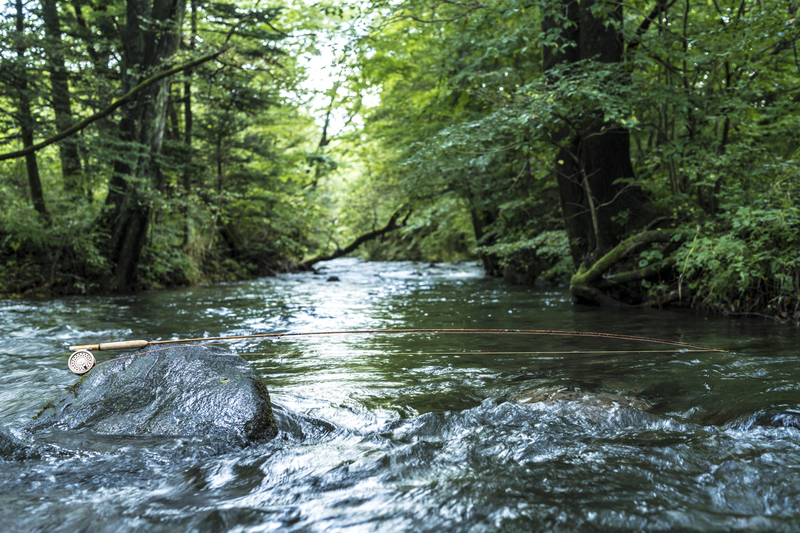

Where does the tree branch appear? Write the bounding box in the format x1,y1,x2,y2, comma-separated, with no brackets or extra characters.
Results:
0,46,230,162
300,208,410,269
627,0,680,53
569,229,678,302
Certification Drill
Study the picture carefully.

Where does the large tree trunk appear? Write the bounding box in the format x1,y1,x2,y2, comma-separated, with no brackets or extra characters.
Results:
181,0,197,247
544,0,648,264
556,127,646,262
41,0,83,194
101,0,186,291
14,0,49,223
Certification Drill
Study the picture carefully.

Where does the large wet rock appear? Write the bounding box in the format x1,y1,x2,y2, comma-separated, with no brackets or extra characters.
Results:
24,345,277,446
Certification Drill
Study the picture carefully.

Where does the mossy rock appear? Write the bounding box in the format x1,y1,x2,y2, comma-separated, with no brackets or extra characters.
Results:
24,345,277,446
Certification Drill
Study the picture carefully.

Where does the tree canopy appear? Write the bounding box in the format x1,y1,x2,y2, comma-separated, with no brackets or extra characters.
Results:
0,0,798,319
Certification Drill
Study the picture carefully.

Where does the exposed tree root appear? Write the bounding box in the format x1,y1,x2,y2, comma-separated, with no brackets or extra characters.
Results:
570,229,679,305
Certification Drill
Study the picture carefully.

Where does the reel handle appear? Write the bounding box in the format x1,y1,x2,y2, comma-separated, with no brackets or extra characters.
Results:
69,340,149,351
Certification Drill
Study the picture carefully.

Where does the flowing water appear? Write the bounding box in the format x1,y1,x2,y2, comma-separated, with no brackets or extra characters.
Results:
2,258,800,532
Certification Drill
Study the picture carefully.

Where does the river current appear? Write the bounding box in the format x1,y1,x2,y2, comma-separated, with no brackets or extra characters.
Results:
2,258,800,532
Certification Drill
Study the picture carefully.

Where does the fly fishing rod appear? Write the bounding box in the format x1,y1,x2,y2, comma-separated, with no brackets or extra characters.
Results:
66,328,726,375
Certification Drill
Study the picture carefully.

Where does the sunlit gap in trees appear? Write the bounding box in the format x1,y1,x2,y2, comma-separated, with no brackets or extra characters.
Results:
292,13,379,132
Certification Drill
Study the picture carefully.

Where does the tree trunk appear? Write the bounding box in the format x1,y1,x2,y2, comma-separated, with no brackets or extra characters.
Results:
41,0,83,194
101,0,186,291
181,0,197,247
14,0,50,223
470,208,501,277
544,0,648,264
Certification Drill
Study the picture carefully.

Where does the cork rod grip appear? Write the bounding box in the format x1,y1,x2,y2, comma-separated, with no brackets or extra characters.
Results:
97,340,149,351
69,340,149,351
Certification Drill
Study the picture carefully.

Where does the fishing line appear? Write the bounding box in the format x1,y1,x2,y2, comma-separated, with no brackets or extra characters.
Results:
237,349,712,357
66,328,727,375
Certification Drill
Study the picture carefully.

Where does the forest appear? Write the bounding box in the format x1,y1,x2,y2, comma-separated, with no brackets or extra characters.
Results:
1,0,798,320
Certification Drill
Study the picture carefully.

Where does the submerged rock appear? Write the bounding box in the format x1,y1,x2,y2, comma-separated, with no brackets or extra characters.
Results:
516,387,800,433
516,387,653,411
24,345,277,446
765,410,800,428
721,409,800,431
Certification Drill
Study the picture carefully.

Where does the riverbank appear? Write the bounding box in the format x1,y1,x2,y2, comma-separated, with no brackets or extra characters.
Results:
0,230,296,299
3,242,799,326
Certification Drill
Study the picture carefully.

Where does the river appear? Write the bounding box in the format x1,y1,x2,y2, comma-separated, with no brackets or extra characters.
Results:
2,258,800,532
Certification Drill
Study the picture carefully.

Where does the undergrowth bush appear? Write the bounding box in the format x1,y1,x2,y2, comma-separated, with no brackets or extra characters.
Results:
676,205,800,319
479,230,572,285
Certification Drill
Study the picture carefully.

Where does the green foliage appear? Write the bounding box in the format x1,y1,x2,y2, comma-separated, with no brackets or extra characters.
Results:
480,230,573,284
338,0,800,313
0,156,110,296
674,203,800,317
0,0,798,320
360,195,477,262
0,0,326,295
333,1,556,268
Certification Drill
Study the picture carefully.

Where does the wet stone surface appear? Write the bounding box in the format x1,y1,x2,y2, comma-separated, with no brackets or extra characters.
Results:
0,428,40,461
23,345,277,447
516,386,654,411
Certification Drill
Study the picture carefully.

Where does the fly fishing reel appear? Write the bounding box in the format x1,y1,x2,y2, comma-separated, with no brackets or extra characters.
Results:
68,349,95,375
66,340,149,375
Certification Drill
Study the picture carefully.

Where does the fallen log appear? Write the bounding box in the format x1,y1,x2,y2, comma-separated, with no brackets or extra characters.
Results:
300,208,410,270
